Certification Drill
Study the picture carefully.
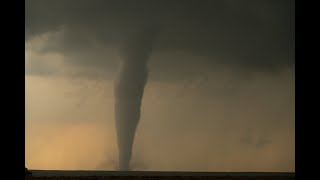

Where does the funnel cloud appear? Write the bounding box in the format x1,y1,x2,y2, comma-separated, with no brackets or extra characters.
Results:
114,22,159,170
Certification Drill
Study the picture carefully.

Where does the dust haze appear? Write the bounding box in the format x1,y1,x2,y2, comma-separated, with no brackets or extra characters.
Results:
25,68,294,171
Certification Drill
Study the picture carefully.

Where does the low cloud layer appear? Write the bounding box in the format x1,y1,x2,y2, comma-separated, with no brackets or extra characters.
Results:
26,0,295,79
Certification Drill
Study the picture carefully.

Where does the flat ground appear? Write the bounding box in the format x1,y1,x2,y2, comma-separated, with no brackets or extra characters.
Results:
26,176,295,180
26,171,295,180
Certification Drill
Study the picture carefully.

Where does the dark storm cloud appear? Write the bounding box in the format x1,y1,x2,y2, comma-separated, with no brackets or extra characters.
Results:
26,0,295,76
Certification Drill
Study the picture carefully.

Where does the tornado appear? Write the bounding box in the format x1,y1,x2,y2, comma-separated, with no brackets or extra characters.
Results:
114,21,159,171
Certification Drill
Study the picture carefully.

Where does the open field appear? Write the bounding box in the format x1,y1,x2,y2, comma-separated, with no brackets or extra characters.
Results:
26,170,295,180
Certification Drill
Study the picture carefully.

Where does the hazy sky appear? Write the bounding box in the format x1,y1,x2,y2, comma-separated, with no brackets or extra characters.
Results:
25,0,295,171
